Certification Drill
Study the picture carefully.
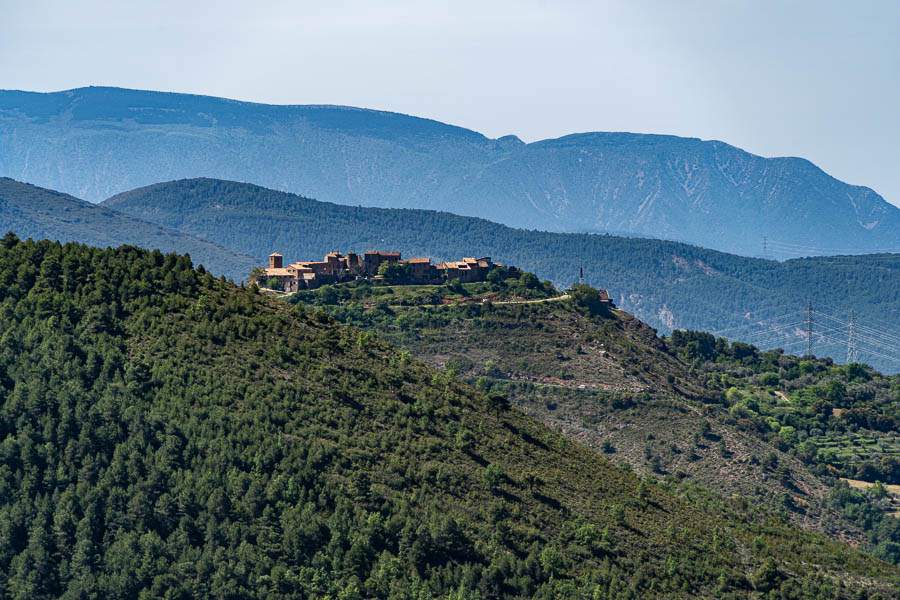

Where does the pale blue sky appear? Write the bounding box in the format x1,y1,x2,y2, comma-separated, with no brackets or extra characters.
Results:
4,0,899,207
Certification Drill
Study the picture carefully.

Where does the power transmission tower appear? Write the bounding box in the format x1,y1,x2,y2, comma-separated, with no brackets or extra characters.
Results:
762,236,768,260
846,309,859,364
807,301,813,357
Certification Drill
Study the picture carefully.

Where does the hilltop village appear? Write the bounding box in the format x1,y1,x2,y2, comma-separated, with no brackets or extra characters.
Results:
257,250,518,291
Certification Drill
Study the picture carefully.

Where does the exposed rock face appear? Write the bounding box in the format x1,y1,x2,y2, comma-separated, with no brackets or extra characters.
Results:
658,304,676,330
2,86,898,257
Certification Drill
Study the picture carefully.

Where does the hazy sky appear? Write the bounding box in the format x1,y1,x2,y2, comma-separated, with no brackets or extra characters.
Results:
4,0,899,207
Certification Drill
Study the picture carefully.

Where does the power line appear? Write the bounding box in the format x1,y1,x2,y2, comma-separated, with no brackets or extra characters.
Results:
764,239,900,254
784,308,895,363
749,333,809,349
850,323,900,347
707,311,808,336
750,322,849,352
698,303,899,369
737,321,809,340
807,301,813,357
813,311,900,347
751,336,810,352
765,248,900,261
800,255,900,262
731,306,808,321
810,310,900,364
847,309,859,364
851,343,900,363
853,335,900,356
771,245,900,255
772,335,846,354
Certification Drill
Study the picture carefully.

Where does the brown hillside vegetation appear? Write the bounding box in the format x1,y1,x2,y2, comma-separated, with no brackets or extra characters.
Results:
301,288,873,544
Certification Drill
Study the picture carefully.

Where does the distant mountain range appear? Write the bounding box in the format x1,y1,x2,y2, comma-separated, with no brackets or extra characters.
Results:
103,178,900,373
0,177,256,277
2,86,898,258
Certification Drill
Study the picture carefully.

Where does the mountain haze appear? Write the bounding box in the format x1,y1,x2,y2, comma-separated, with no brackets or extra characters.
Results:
2,86,898,257
0,178,256,277
104,178,900,374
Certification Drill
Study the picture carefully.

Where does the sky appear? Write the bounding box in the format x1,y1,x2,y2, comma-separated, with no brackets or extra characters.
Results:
3,0,899,207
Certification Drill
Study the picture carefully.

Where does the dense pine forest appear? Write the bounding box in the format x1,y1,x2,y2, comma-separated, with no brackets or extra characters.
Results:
1,234,898,598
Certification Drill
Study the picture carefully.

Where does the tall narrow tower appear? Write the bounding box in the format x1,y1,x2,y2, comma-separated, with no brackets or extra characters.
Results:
579,264,584,284
807,301,813,357
846,309,859,364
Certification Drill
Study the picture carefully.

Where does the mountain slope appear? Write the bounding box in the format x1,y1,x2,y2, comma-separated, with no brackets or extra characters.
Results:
103,178,900,374
0,177,255,278
0,234,897,598
462,132,899,256
3,86,899,257
294,282,893,548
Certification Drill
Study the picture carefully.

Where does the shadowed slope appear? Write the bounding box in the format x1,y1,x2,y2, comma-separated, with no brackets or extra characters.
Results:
0,177,256,278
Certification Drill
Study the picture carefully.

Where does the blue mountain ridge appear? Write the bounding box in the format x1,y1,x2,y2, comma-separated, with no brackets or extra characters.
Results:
1,86,897,258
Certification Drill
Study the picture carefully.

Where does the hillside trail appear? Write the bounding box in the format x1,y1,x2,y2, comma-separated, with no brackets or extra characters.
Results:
493,293,570,305
264,289,570,306
380,292,572,309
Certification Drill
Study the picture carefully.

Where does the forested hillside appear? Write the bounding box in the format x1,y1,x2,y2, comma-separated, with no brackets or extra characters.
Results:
104,178,900,373
3,86,899,257
668,331,900,564
0,178,256,277
292,279,900,559
0,234,897,598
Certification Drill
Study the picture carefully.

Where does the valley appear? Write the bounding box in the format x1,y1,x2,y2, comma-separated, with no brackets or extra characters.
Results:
103,178,900,373
5,5,898,599
2,236,897,597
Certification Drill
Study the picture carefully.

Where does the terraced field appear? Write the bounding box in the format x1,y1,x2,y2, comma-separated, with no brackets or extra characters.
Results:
813,433,900,471
842,479,900,517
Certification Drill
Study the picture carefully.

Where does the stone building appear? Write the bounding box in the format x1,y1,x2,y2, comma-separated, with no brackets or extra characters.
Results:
362,251,401,276
406,257,435,282
259,250,514,290
437,257,495,283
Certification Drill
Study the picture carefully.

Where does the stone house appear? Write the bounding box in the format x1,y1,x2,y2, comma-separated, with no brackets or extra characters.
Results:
259,251,514,290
